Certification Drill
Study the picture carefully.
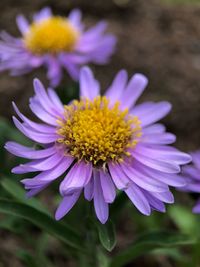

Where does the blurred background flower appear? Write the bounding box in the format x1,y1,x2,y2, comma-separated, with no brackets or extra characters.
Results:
0,7,116,87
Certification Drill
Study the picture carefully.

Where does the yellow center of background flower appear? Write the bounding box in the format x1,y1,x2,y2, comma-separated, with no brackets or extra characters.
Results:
57,97,142,166
24,17,79,54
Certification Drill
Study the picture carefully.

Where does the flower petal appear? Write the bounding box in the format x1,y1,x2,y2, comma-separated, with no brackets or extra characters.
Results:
120,73,148,110
80,66,100,100
100,170,116,203
16,15,29,35
55,191,81,220
125,184,151,215
93,170,109,224
105,70,128,105
60,161,92,195
108,163,130,190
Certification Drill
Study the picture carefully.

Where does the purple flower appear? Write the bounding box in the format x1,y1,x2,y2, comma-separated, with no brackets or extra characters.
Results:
5,67,191,224
179,151,200,213
0,7,116,87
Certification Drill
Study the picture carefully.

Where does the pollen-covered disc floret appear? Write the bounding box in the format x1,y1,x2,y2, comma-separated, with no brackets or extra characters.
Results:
24,17,79,54
57,96,142,165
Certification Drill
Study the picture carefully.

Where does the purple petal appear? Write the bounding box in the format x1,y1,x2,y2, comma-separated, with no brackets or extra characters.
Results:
12,152,64,174
12,102,56,133
77,22,107,52
68,9,83,31
21,156,74,185
136,144,191,165
29,100,58,126
33,78,61,117
105,70,128,106
84,178,94,201
130,150,180,174
46,56,62,87
93,170,109,224
192,199,200,213
108,163,130,190
133,160,186,187
141,133,176,145
139,102,172,127
142,124,166,134
26,184,49,198
120,162,168,192
144,191,166,212
55,191,81,220
125,184,151,215
47,88,64,114
80,66,100,100
33,7,52,22
150,191,174,204
13,117,58,144
5,142,56,159
60,161,92,195
120,74,148,110
16,15,29,35
100,170,116,203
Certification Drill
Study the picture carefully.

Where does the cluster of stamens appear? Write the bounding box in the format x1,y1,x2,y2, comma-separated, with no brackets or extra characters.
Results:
24,16,79,54
57,96,142,166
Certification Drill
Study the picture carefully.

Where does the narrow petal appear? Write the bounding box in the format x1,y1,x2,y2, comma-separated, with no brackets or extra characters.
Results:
60,161,92,195
47,88,64,114
93,171,109,224
140,102,172,127
125,184,151,215
55,191,81,220
120,162,168,192
144,191,166,212
21,156,74,185
84,178,94,201
33,7,52,22
5,142,56,159
29,100,58,126
150,191,174,204
141,133,176,145
192,200,200,213
100,170,116,203
16,15,29,35
68,9,83,31
80,66,100,100
33,78,60,117
108,163,130,190
130,151,180,174
12,153,64,173
120,74,148,110
13,117,58,144
136,144,191,165
142,124,166,134
105,70,128,105
46,56,62,87
12,102,56,133
132,160,186,187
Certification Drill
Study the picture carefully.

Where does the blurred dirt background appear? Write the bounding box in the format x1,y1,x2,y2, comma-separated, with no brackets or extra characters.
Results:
0,0,200,266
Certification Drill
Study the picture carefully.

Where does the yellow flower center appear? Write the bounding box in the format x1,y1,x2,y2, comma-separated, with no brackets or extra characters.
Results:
57,97,142,166
24,17,79,54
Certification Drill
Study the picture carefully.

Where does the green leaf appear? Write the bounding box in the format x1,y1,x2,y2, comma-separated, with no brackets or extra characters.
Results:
1,177,48,214
169,205,198,236
95,219,116,252
0,199,84,251
16,250,39,267
109,231,196,267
